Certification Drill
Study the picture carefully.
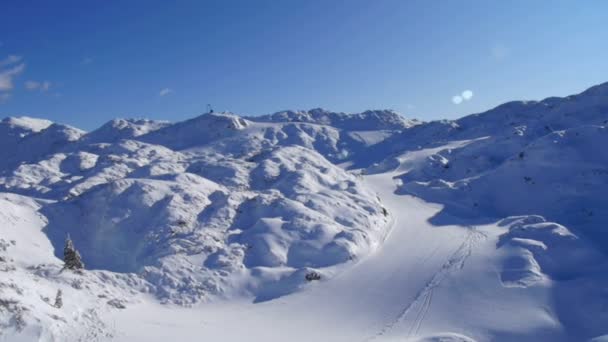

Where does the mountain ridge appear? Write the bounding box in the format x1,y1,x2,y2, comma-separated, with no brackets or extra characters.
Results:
1,81,608,341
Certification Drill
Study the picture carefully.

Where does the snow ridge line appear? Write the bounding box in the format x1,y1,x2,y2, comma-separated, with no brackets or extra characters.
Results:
367,227,486,341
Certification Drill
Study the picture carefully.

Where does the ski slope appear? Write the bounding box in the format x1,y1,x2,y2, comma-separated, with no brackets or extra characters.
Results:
106,163,472,340
107,144,599,342
2,84,608,341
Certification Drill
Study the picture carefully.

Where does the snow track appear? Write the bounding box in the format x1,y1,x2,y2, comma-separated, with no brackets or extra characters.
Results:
104,162,606,342
370,228,487,340
106,169,495,342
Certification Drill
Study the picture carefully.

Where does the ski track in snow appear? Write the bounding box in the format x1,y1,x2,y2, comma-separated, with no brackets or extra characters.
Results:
369,227,487,340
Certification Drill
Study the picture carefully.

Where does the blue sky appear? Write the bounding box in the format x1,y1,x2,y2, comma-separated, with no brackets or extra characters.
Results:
1,0,607,130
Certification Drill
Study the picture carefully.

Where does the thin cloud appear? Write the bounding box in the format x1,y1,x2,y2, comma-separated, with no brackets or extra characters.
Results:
24,81,39,90
0,62,26,91
0,55,22,68
452,95,463,105
25,80,52,92
0,55,26,104
159,88,173,96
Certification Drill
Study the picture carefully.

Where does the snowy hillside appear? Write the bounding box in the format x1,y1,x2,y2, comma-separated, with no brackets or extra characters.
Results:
0,118,84,172
83,118,170,144
0,193,147,341
1,84,608,341
401,126,608,245
249,108,419,131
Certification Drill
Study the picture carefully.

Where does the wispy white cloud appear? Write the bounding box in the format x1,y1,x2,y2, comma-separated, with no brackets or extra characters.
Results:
0,55,22,68
0,62,26,92
25,80,52,92
159,88,173,96
0,55,27,104
24,80,38,90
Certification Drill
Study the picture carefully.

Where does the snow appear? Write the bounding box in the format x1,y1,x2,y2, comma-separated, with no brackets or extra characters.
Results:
105,166,607,341
2,82,608,341
398,125,608,253
1,116,52,133
2,121,390,305
139,112,249,150
0,193,147,341
249,108,419,131
83,118,169,144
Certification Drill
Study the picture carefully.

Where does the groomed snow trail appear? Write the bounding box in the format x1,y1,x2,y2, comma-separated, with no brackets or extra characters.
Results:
369,227,487,340
112,144,493,341
359,171,486,341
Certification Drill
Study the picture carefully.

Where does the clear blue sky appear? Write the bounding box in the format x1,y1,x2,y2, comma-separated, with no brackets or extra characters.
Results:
1,0,607,130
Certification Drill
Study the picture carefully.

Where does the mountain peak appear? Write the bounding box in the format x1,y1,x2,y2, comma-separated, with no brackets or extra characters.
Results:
249,108,416,131
1,116,53,133
84,118,170,143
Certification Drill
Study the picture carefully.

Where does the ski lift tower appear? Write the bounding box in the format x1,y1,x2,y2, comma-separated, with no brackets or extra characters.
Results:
207,104,214,114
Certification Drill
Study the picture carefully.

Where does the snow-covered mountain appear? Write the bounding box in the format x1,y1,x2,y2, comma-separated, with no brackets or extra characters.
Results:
1,85,608,341
82,118,170,144
249,108,419,131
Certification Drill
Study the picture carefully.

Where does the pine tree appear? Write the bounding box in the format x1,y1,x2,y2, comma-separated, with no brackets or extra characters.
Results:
63,235,84,270
54,289,63,308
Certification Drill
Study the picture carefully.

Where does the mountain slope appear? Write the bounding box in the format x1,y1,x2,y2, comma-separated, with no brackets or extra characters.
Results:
1,84,608,341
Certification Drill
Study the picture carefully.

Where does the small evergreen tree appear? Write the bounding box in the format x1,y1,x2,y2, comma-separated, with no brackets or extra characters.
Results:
305,271,321,281
54,289,63,308
63,235,84,270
